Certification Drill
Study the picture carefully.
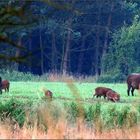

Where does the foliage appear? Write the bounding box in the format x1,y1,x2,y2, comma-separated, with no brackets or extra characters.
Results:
0,97,139,130
103,105,118,129
0,69,41,81
85,105,95,123
0,82,140,130
0,98,28,127
1,0,140,76
102,16,140,77
97,70,127,83
67,102,79,123
102,105,138,129
117,106,138,128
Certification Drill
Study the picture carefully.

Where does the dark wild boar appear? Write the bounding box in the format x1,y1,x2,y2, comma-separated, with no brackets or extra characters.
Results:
127,73,140,96
93,87,112,99
106,90,120,102
1,80,10,92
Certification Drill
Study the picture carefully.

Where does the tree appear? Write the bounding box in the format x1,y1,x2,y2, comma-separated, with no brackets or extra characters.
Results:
1,0,140,77
0,0,80,69
102,15,140,77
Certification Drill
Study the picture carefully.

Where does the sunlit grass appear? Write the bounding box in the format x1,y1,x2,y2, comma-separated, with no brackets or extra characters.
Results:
0,117,140,139
0,81,140,139
1,82,140,104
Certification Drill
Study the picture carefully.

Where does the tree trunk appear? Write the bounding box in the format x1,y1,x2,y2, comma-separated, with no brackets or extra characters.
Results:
29,33,32,72
51,31,57,73
103,1,114,54
94,3,102,80
101,1,114,74
14,37,22,71
60,33,66,74
62,18,72,75
39,23,44,74
77,38,85,74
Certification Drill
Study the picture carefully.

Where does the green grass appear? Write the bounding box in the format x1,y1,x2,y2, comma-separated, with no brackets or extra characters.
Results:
1,82,140,129
1,82,140,104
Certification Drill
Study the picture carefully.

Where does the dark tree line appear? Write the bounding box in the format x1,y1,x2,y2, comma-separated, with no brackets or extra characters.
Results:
0,0,140,79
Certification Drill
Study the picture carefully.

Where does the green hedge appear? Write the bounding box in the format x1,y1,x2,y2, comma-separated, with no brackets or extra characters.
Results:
97,73,126,83
0,98,26,127
0,98,139,130
0,69,48,81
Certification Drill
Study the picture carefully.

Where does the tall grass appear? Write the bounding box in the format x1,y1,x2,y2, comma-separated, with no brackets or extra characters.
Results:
0,114,140,139
0,69,96,82
0,73,140,138
0,97,140,139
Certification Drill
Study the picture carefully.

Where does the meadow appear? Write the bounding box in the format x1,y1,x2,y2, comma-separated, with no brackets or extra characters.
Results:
1,81,140,103
0,81,140,139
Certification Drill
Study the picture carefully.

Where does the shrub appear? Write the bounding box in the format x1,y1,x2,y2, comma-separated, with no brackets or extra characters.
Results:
67,102,79,123
85,105,95,123
117,106,130,127
84,105,101,128
97,72,126,83
0,98,139,131
0,69,46,81
104,106,118,128
0,98,33,127
135,66,140,73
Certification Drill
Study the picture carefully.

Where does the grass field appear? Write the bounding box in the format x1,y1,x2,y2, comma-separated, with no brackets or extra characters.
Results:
1,81,140,117
0,81,140,139
1,81,140,103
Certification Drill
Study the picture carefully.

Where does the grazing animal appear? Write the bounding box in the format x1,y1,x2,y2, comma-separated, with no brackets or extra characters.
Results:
1,80,10,92
106,90,120,102
127,73,140,96
93,87,112,99
42,88,53,99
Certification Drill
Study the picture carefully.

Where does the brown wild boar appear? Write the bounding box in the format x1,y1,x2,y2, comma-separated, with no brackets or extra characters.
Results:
106,90,120,102
1,80,10,92
93,87,112,99
127,73,140,96
42,88,53,99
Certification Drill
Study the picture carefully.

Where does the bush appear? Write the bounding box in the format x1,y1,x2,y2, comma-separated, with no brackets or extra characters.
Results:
84,103,102,128
0,98,33,127
0,98,139,130
67,102,79,123
0,98,24,127
0,69,47,81
135,66,140,73
97,73,126,83
85,105,95,123
119,106,138,128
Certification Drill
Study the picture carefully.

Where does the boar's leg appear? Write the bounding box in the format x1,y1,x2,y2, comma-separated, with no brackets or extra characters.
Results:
131,88,135,96
127,85,131,96
96,95,101,98
7,86,9,92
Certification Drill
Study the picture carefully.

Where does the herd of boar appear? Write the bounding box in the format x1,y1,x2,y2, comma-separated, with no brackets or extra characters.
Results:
0,73,140,102
94,73,140,102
